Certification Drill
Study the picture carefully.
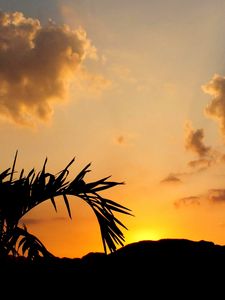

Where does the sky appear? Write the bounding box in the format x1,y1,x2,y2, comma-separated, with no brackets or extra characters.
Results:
1,0,225,258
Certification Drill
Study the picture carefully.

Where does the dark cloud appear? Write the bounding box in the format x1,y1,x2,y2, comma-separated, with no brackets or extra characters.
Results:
184,122,216,173
0,11,97,126
185,122,210,157
162,122,215,185
207,189,225,203
202,74,225,137
174,196,201,208
161,174,182,184
187,158,213,171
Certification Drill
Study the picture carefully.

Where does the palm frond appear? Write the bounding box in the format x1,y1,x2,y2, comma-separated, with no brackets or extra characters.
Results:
0,152,132,258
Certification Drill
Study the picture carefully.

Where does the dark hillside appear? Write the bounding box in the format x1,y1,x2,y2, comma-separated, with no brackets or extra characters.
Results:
1,239,224,295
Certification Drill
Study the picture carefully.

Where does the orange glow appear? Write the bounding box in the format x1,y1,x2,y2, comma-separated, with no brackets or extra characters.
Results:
126,228,164,244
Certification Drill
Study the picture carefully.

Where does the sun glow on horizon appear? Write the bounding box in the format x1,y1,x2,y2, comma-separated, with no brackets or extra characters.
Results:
126,228,164,244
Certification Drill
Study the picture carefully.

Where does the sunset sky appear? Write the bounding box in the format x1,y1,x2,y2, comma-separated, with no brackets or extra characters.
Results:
1,0,225,258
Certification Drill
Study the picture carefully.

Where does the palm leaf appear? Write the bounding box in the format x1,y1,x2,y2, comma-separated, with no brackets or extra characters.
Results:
10,150,18,182
0,152,132,258
63,194,72,219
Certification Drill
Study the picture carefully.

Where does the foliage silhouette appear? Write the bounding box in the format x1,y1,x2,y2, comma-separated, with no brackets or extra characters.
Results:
0,151,132,259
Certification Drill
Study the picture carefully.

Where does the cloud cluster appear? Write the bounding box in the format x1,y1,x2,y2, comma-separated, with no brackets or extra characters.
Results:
161,74,225,186
163,74,225,209
174,189,225,208
203,74,225,137
0,11,97,126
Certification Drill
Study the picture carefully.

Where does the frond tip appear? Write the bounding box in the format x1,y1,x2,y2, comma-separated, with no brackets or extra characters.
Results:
0,153,132,258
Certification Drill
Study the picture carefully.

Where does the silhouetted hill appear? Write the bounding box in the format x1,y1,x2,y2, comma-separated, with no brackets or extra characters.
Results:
2,238,225,273
1,239,225,295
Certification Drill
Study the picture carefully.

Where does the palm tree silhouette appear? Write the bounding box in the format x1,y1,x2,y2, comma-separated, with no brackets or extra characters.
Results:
0,151,132,260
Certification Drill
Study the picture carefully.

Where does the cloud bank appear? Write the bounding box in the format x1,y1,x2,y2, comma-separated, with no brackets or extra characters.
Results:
0,11,97,126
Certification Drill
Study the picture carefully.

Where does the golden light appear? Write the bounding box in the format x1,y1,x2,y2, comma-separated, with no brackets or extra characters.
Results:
126,228,163,244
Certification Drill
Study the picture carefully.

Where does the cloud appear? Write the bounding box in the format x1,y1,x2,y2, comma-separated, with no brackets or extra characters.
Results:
113,132,136,146
202,74,225,137
185,122,210,157
164,74,225,200
160,174,182,184
174,196,201,208
207,189,225,203
187,158,213,171
73,67,112,96
111,65,136,83
162,121,218,185
116,135,126,145
183,122,216,173
0,10,97,126
175,189,225,208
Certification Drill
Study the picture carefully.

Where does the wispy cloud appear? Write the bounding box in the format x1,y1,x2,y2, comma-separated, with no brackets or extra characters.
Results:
115,135,126,145
73,67,112,96
175,189,225,208
111,65,137,83
113,132,136,147
174,196,201,208
187,158,212,170
0,10,102,126
160,174,182,184
187,159,218,176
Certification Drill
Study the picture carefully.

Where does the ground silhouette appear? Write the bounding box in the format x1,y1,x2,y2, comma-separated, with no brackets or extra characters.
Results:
1,238,224,296
2,238,225,275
